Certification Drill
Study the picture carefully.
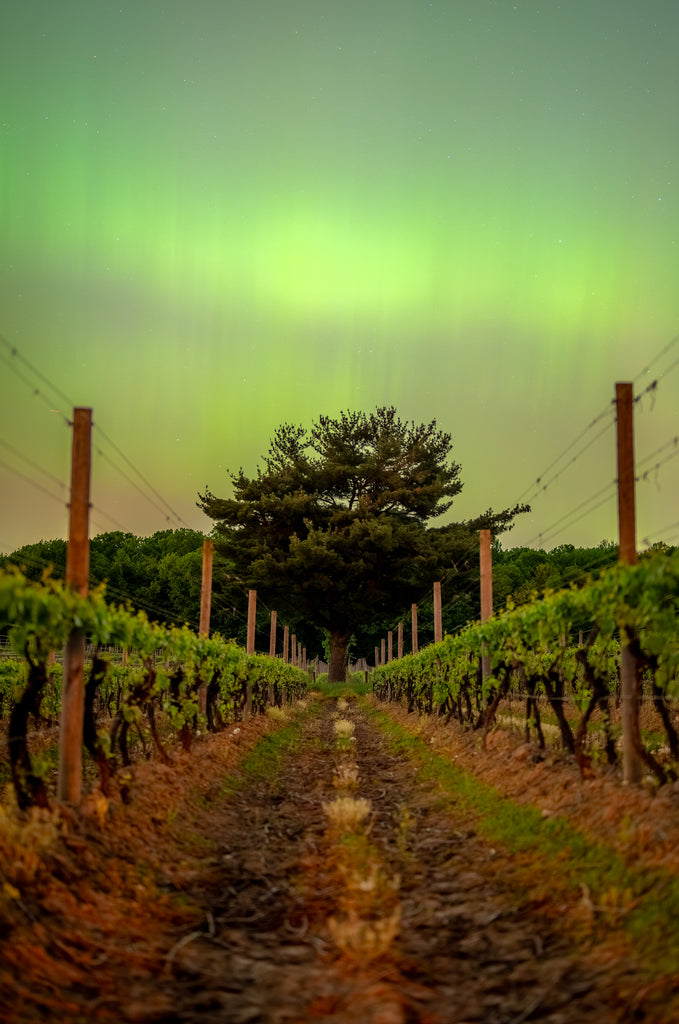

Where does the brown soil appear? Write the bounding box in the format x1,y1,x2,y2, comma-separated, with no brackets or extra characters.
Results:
401,699,679,876
0,696,677,1023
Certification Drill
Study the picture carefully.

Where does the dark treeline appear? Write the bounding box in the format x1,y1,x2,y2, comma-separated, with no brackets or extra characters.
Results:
0,529,325,655
4,530,674,664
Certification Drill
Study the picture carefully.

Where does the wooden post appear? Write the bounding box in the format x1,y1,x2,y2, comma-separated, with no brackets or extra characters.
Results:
388,630,393,663
397,621,403,660
375,645,379,668
199,539,213,636
267,611,277,703
64,409,92,598
292,634,297,667
433,581,442,643
246,590,256,654
244,589,256,720
411,604,418,655
480,529,493,681
269,610,277,657
283,625,289,664
616,383,638,568
480,530,493,622
616,382,641,784
197,538,213,714
58,407,92,804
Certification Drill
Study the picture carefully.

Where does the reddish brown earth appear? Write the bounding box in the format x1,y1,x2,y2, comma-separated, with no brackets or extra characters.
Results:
1,695,677,1023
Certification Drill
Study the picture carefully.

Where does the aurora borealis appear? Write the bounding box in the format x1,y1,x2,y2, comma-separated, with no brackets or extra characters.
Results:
1,1,678,555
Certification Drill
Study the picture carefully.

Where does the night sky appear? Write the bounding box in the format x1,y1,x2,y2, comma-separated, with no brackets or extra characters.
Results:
1,1,678,556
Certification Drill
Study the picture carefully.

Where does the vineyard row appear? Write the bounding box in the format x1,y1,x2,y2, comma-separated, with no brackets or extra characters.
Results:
0,569,309,810
373,550,679,785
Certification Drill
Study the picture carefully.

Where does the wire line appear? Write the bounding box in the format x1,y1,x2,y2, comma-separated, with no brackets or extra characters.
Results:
633,332,679,383
0,457,67,506
94,424,190,529
513,402,615,508
0,438,67,492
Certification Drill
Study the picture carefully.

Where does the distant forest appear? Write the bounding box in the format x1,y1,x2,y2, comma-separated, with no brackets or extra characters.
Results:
1,530,674,663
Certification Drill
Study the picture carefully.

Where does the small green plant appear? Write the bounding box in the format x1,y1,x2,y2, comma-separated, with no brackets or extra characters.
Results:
367,698,679,976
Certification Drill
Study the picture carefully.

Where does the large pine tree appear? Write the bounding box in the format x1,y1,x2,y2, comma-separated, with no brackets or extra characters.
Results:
200,407,527,680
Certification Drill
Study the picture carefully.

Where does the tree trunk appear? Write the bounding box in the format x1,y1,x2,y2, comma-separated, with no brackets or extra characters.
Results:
328,630,351,683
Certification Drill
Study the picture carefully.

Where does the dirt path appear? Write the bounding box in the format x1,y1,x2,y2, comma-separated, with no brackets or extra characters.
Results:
1,694,673,1023
143,698,654,1023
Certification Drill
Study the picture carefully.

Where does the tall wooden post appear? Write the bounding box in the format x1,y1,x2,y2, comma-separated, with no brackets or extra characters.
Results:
267,610,277,702
480,529,493,681
375,645,379,668
199,539,213,636
243,589,256,719
411,604,418,655
283,625,289,664
246,590,257,654
387,630,393,663
381,637,386,666
479,530,493,622
397,621,403,659
197,538,213,714
433,581,442,643
58,408,92,804
269,610,277,657
617,383,638,567
616,382,641,784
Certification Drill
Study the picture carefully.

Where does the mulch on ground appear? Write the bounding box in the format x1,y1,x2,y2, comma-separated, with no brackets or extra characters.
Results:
1,695,677,1023
383,698,679,876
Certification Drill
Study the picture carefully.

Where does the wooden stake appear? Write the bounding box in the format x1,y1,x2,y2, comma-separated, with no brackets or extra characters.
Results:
292,634,297,667
616,383,638,568
268,610,277,702
58,407,92,805
375,645,379,668
283,625,289,664
243,589,256,720
381,638,386,666
433,581,442,643
616,382,641,784
269,610,277,657
199,539,213,636
246,590,256,654
397,621,403,659
197,538,213,714
411,604,418,655
387,630,393,663
479,529,493,622
480,529,493,682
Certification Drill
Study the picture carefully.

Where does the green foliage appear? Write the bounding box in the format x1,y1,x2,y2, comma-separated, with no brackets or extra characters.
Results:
491,540,622,609
0,567,309,807
199,407,527,679
314,673,373,698
0,528,248,642
373,550,679,775
369,702,679,975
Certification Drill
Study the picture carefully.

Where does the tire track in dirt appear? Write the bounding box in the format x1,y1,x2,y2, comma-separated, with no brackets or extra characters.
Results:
151,696,653,1024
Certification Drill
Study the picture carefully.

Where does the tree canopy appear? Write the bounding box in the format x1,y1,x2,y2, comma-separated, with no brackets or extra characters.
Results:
199,407,527,680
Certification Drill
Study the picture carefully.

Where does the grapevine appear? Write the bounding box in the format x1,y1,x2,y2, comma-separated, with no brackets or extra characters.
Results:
374,552,679,781
0,568,309,807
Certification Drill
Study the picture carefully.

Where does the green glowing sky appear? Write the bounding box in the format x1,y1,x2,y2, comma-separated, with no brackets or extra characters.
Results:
1,0,678,556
